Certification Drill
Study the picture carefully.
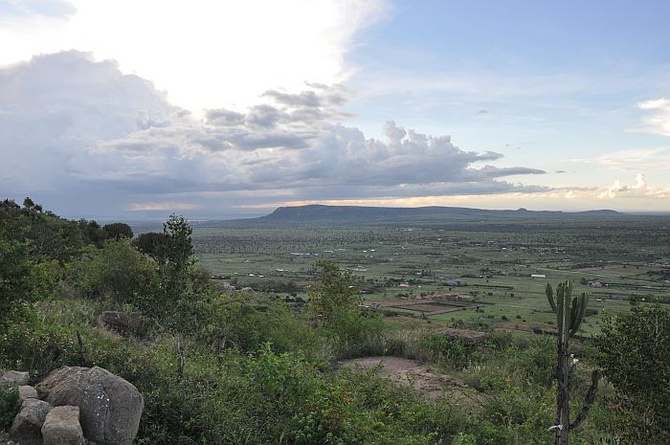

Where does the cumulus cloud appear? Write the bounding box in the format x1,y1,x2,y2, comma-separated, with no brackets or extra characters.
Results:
1,50,547,218
0,51,176,191
600,173,670,199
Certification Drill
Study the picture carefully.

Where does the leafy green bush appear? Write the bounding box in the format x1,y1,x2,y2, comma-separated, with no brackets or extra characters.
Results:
596,304,670,444
0,237,41,330
69,240,157,304
0,319,79,374
326,309,387,359
408,332,475,370
194,293,322,359
0,384,21,430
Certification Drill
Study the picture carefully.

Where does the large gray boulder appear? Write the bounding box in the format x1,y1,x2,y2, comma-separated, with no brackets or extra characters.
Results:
41,405,84,445
9,398,53,445
36,366,143,445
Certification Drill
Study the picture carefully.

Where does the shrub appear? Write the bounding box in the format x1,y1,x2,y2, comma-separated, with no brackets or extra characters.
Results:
596,305,670,444
0,319,79,374
326,309,386,359
0,384,21,430
69,240,157,305
405,332,474,370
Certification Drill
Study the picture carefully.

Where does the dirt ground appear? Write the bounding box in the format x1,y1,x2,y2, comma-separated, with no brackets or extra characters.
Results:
339,356,485,407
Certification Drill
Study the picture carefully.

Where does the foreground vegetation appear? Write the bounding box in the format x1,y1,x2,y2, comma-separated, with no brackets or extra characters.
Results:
1,198,669,444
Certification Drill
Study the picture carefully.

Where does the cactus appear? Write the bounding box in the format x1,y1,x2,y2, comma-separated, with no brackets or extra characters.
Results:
547,281,589,337
545,281,598,445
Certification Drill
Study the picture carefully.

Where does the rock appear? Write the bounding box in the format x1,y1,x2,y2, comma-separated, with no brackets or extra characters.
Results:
9,399,52,445
0,430,20,445
41,406,84,445
98,311,147,337
0,371,30,387
19,385,38,400
36,366,143,445
436,327,490,345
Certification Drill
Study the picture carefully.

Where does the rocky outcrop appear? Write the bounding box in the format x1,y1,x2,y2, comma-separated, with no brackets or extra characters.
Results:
2,366,143,445
37,366,143,445
41,406,84,445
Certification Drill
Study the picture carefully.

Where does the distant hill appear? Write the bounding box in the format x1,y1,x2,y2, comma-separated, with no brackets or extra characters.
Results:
199,204,623,228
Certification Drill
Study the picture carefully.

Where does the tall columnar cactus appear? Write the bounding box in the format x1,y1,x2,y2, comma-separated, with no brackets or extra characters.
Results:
545,281,599,445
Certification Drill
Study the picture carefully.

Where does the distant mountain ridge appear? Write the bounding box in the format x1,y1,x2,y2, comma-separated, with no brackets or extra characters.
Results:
206,204,622,228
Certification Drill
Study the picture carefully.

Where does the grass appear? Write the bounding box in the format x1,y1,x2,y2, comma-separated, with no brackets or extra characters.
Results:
190,217,669,338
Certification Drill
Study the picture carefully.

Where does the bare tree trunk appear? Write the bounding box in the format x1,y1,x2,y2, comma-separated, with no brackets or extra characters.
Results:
555,283,571,445
556,338,570,445
570,369,601,430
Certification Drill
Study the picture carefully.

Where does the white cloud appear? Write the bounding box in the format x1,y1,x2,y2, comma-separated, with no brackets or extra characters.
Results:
635,98,670,136
1,0,390,113
0,51,547,218
575,147,670,171
599,173,670,199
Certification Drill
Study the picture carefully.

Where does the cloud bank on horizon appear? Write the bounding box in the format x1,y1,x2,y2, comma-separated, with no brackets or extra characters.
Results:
0,51,547,217
2,0,670,219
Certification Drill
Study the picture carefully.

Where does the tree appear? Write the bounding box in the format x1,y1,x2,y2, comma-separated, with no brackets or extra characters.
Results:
140,214,198,377
72,239,156,304
595,304,670,444
0,237,35,328
307,260,361,325
139,215,195,321
161,214,194,276
133,232,168,261
80,220,108,248
22,197,35,210
545,281,599,445
103,222,134,241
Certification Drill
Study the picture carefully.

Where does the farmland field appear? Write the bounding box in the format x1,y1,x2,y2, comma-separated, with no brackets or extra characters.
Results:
190,212,670,336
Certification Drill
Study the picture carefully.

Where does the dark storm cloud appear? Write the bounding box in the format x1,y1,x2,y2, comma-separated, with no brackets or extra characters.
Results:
1,50,547,218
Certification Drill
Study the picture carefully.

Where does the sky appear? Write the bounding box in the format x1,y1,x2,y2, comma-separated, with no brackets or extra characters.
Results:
2,0,670,220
